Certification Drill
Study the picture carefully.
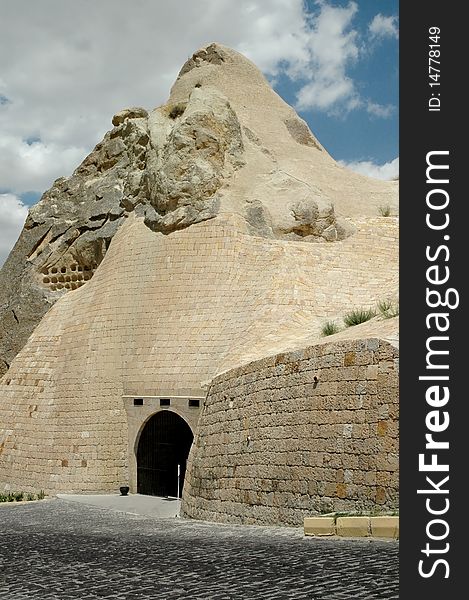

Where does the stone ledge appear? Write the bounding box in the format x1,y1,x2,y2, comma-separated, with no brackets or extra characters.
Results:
304,515,399,539
370,516,399,539
336,516,369,537
304,516,335,536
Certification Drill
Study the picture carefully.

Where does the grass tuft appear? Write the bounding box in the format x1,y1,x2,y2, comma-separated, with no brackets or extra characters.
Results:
321,321,340,337
343,308,376,327
168,103,186,119
0,490,46,503
377,299,399,319
378,204,392,217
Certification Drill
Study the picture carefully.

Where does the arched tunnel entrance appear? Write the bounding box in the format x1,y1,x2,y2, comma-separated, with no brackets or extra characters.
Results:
136,411,194,497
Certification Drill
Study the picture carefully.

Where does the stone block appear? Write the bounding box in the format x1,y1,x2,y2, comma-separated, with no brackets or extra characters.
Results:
370,516,399,539
304,516,336,536
336,516,370,537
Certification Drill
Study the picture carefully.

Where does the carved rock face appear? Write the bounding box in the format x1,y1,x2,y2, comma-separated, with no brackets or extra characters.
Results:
24,114,150,284
144,87,244,233
15,87,244,292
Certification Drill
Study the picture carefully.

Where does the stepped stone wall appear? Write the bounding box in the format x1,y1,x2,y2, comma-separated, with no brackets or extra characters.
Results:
182,336,399,526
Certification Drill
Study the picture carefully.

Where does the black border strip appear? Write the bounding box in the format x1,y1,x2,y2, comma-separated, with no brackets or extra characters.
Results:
400,2,465,595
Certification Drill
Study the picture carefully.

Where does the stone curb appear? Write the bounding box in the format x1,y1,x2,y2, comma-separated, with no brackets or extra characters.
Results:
304,515,399,539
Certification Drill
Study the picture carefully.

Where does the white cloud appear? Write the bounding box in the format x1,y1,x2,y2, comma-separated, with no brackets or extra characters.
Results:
369,14,399,39
0,194,28,267
366,102,395,119
295,2,361,113
0,135,86,193
339,157,399,180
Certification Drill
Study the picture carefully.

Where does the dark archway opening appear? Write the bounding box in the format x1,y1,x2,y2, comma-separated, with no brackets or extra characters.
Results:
137,411,193,497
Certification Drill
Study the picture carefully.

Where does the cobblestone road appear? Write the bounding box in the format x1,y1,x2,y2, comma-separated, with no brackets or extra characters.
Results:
0,500,398,599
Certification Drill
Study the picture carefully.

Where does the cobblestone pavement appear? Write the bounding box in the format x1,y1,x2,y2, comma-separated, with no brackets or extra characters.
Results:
0,499,398,599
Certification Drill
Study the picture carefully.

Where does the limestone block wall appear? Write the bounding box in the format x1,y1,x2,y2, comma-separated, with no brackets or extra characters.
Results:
0,213,397,496
182,336,399,527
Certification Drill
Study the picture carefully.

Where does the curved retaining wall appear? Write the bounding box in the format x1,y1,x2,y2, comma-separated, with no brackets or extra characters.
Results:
182,336,399,526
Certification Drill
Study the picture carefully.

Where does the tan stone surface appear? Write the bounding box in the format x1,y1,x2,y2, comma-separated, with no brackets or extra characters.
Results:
304,517,336,536
0,211,397,495
170,44,398,220
336,517,370,537
370,516,399,539
181,337,398,526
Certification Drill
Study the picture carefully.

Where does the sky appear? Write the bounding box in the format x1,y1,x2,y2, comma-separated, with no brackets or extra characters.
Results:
0,0,398,266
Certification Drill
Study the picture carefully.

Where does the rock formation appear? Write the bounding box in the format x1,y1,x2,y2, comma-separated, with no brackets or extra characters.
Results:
0,44,396,377
0,44,398,524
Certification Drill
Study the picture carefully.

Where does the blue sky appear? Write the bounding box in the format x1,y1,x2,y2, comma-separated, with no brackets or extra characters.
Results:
0,0,398,264
277,0,398,165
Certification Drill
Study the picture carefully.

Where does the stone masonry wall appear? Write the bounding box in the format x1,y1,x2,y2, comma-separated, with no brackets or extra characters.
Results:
182,337,399,527
0,215,396,495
